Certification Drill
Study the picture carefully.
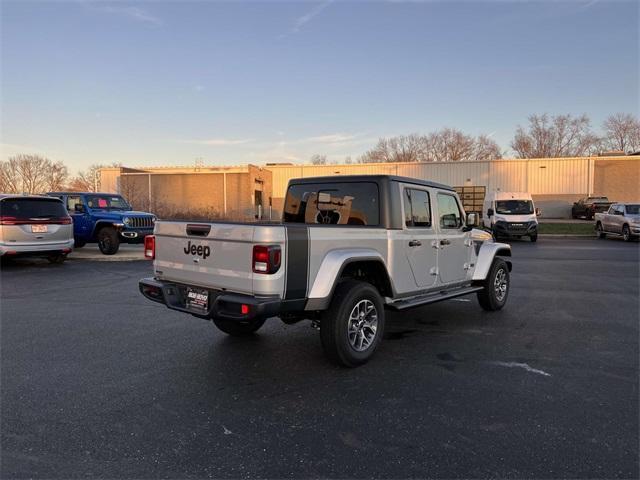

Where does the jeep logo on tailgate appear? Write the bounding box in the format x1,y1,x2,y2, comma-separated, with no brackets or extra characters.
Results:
184,241,211,259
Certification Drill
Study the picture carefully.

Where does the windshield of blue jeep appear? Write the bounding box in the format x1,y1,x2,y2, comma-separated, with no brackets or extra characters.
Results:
495,200,534,215
86,195,131,210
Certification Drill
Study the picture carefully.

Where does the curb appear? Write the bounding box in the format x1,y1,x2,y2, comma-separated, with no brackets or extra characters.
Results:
538,234,593,238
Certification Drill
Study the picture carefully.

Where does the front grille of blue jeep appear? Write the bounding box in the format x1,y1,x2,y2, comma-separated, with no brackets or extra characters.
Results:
129,217,154,228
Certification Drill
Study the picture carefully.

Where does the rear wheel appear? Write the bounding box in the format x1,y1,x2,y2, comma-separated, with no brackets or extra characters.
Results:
477,258,509,311
47,254,67,264
320,280,385,367
622,225,631,242
97,227,120,255
212,316,266,336
595,222,606,239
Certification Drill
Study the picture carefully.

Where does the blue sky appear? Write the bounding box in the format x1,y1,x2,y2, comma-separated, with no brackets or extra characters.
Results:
1,0,637,172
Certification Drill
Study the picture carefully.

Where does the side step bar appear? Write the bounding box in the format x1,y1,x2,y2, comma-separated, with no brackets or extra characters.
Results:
386,286,483,311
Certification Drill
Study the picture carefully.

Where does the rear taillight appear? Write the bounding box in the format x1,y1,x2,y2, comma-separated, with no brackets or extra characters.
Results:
0,216,18,225
0,216,72,225
252,245,281,274
144,235,155,259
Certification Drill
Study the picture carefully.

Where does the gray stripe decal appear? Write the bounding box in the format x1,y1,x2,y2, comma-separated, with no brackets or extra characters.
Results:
284,225,309,300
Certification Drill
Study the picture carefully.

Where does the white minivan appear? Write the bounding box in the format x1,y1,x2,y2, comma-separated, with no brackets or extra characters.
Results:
483,192,539,242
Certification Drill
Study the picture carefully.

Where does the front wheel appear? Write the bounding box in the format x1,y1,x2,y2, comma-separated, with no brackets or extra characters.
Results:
74,238,86,248
97,227,120,255
320,280,385,367
622,225,631,242
477,258,509,311
212,316,266,336
529,233,538,242
595,222,606,239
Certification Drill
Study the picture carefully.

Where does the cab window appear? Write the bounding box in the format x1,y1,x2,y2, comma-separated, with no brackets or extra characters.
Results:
437,193,463,229
403,188,431,228
283,182,379,226
67,196,82,212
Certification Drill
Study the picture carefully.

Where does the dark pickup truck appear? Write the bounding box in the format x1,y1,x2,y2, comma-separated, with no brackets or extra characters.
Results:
571,196,613,220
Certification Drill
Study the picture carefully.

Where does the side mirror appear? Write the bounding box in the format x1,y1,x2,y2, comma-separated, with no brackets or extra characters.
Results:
74,204,85,213
466,212,479,227
487,208,494,217
535,207,542,217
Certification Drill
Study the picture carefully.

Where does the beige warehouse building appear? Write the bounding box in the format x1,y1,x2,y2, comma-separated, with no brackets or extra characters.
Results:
100,155,639,220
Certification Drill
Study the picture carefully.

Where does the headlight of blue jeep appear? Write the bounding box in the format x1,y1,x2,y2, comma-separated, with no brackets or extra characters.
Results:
123,216,131,225
151,215,157,223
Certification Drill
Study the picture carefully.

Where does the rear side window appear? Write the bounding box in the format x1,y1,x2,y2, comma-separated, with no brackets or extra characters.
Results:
437,193,463,229
0,198,67,220
403,188,431,228
283,182,379,226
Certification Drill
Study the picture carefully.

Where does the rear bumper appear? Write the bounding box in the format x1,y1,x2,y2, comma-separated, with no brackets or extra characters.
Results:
139,277,282,321
0,240,74,257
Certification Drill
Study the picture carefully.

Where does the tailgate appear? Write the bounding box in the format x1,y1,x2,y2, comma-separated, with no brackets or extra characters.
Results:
152,221,284,296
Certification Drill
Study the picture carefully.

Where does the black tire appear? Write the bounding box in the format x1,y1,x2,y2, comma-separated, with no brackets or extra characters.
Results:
47,254,67,264
530,233,538,242
476,258,509,311
622,224,631,242
586,212,594,221
74,238,86,248
97,226,120,255
212,316,266,336
320,280,385,367
595,222,606,239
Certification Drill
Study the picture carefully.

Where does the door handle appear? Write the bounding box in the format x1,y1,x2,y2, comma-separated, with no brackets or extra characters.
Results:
440,239,451,246
408,240,422,247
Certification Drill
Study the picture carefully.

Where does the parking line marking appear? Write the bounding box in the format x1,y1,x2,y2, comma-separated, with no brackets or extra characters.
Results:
488,361,551,377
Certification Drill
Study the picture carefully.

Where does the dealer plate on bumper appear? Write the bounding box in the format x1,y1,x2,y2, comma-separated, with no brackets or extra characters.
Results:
185,287,209,311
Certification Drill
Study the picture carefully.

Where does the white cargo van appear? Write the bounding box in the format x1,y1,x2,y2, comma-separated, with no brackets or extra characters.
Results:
483,192,539,242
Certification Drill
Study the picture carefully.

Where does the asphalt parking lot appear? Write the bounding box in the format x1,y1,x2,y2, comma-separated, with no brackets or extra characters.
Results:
1,238,638,479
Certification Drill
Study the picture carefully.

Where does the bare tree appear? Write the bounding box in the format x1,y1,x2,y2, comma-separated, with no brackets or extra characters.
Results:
70,164,104,192
0,158,21,193
0,154,69,194
473,134,503,162
310,154,328,165
344,156,353,164
46,161,69,192
359,129,501,163
511,114,601,158
602,113,640,153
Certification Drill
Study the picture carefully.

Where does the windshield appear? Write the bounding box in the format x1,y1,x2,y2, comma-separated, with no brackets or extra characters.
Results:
495,200,534,215
86,195,131,210
626,204,640,215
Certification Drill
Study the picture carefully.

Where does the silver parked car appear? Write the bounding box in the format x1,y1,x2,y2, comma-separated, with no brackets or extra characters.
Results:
0,195,74,263
594,203,640,241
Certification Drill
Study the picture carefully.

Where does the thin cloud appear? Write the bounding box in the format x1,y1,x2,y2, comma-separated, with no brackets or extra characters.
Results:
95,5,163,26
292,0,332,33
306,133,357,144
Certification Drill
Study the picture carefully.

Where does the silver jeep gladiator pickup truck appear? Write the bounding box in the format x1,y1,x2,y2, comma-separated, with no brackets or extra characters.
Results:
140,175,512,367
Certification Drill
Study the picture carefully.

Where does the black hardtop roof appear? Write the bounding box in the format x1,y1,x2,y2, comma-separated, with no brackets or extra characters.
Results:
287,174,455,192
47,191,121,196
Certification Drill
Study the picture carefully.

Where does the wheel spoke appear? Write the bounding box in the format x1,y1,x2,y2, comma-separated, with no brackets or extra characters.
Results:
347,299,379,352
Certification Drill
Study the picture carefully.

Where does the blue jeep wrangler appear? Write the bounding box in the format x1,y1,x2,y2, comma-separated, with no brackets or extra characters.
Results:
47,192,155,255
